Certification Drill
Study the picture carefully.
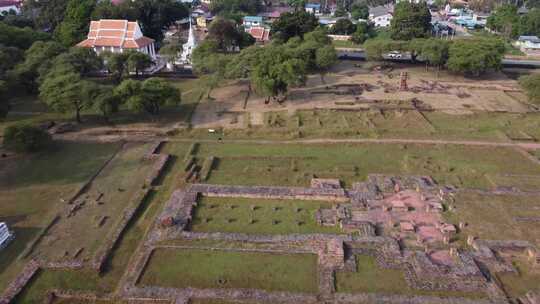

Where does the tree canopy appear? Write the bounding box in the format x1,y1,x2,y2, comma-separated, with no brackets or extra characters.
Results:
390,1,432,40
447,38,505,76
114,78,181,115
271,11,319,42
3,124,52,153
54,0,96,47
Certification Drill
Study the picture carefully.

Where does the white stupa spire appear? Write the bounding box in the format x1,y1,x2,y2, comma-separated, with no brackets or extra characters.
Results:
180,17,197,64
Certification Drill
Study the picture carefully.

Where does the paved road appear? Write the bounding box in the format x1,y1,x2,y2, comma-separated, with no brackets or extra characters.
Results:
337,50,540,68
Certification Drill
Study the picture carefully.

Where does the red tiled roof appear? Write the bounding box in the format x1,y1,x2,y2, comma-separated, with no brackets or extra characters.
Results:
77,19,154,49
248,27,270,42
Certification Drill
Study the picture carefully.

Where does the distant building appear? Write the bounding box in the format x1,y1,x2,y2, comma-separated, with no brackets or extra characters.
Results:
247,26,271,43
305,3,321,14
196,14,214,29
243,16,263,29
516,36,540,52
0,0,22,15
77,19,156,59
259,6,293,22
0,222,13,250
369,5,393,27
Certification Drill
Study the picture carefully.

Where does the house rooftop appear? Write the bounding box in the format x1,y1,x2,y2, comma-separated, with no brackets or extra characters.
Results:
519,35,540,43
369,5,394,17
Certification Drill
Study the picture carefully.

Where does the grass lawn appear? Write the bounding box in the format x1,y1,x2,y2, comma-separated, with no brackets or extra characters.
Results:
166,142,540,189
335,255,486,298
336,255,409,294
33,142,153,261
190,197,342,235
11,143,194,303
497,258,540,298
443,193,540,247
140,248,319,293
0,141,121,291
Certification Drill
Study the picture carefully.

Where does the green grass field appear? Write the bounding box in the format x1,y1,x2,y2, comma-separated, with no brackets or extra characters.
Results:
335,255,486,298
0,141,120,292
163,142,540,190
190,196,341,235
444,193,540,247
140,248,319,293
9,144,192,303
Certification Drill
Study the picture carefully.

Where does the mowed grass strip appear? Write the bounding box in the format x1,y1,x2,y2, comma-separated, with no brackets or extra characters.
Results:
140,248,319,293
182,142,540,189
190,197,342,235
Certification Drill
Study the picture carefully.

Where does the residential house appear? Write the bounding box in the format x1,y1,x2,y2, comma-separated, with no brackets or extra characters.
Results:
196,14,214,29
77,19,157,59
369,5,393,27
243,16,263,29
247,26,270,44
516,36,540,52
0,0,22,15
258,6,293,23
305,3,321,14
0,222,13,250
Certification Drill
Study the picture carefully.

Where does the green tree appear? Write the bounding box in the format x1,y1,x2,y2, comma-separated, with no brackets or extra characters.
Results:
39,67,96,122
127,52,153,76
418,39,450,72
390,1,432,40
101,52,131,83
270,11,319,41
447,38,505,76
10,41,65,91
518,8,540,37
225,45,264,93
486,4,520,38
331,19,356,35
252,45,307,103
351,2,369,20
51,47,103,76
0,22,50,49
54,0,96,47
351,22,374,44
519,74,540,105
129,0,189,42
24,0,69,31
93,86,119,121
315,45,337,83
3,124,52,153
211,0,262,15
114,78,181,115
160,41,183,68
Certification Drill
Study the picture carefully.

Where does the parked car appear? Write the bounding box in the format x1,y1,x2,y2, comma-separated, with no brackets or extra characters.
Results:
387,51,402,59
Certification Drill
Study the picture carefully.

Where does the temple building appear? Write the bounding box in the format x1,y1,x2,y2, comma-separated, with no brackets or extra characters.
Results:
77,19,156,59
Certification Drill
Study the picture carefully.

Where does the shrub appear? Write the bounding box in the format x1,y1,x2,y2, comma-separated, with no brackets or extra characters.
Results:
3,124,52,152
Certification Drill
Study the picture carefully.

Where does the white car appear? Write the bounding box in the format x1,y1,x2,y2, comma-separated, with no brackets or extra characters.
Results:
387,51,402,59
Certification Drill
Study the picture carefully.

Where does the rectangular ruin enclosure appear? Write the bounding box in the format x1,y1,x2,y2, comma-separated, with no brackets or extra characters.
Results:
335,255,486,299
34,143,154,261
139,248,319,293
445,193,540,247
190,196,342,235
170,142,540,190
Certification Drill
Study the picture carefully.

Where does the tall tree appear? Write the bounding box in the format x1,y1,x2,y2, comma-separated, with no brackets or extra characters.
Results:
10,41,65,91
39,67,97,122
252,45,307,103
315,45,337,83
447,38,505,76
0,22,50,49
270,11,319,41
486,4,520,38
24,0,69,31
331,19,356,35
54,0,96,47
114,78,181,115
127,52,154,76
390,1,432,40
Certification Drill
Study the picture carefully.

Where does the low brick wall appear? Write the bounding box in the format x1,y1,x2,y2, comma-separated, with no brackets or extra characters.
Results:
0,260,40,304
190,184,349,202
92,188,152,272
